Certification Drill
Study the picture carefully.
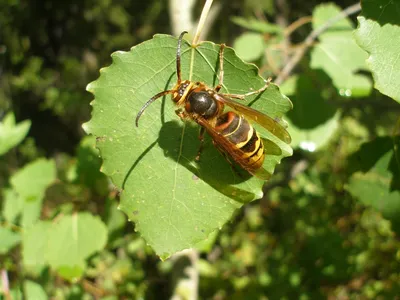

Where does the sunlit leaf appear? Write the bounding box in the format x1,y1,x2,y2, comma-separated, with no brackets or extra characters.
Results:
45,213,107,280
83,34,293,258
10,158,56,203
231,17,283,34
310,3,371,97
23,221,51,269
24,280,47,300
0,112,31,156
354,17,400,103
0,227,20,254
233,32,264,61
2,188,23,223
10,158,56,227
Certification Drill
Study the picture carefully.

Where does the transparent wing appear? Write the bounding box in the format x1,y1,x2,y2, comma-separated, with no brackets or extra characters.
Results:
213,93,291,144
196,117,271,180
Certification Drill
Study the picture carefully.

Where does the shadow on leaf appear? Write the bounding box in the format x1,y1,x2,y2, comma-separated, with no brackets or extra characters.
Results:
157,120,262,203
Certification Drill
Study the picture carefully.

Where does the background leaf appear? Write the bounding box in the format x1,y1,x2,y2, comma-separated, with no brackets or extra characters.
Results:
10,158,56,203
2,189,23,223
231,17,283,34
310,3,371,97
84,34,293,258
354,16,400,103
45,212,107,280
0,227,20,254
233,32,265,61
9,158,56,227
23,221,50,269
0,112,31,156
281,75,339,151
24,280,48,300
346,137,400,233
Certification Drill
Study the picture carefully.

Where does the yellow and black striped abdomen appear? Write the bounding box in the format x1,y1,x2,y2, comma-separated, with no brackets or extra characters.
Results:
214,111,265,171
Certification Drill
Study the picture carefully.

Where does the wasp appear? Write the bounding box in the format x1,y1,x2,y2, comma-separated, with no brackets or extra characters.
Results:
135,31,291,180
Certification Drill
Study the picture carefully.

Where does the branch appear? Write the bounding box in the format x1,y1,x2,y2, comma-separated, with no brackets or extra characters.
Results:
274,2,361,85
169,0,196,36
170,249,199,300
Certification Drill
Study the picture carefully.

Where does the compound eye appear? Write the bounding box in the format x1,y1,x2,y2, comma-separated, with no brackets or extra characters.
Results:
189,91,212,115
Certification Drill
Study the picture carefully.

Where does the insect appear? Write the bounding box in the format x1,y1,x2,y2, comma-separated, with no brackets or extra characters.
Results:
135,31,291,180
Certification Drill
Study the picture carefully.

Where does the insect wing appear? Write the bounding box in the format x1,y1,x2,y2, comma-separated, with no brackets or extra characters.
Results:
213,93,291,144
196,118,271,180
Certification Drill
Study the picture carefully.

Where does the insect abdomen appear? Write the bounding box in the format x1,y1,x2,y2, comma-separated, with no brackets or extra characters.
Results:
215,111,265,170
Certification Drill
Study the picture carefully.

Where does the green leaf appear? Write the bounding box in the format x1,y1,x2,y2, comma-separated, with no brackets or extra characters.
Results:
23,221,50,269
286,114,339,152
45,213,107,280
24,280,48,300
83,34,293,258
281,75,339,151
2,188,23,223
231,17,283,34
0,112,31,156
2,187,44,228
75,135,108,194
354,16,400,103
0,226,21,254
233,32,264,61
361,0,400,26
310,3,372,97
10,158,56,227
10,158,56,203
104,197,127,240
346,137,400,232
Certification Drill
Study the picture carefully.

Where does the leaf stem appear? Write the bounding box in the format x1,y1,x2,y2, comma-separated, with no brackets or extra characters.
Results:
192,0,214,46
275,3,361,85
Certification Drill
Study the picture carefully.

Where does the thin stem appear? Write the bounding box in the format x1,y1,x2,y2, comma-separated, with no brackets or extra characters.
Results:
275,2,361,85
196,2,221,43
284,16,313,36
192,0,214,45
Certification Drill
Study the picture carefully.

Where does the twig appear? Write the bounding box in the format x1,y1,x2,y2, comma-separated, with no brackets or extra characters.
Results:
170,249,199,300
276,0,290,65
169,0,196,36
192,0,214,45
284,16,313,36
274,2,361,85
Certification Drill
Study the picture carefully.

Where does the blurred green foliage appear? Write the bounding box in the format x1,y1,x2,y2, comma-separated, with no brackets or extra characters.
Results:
1,0,399,299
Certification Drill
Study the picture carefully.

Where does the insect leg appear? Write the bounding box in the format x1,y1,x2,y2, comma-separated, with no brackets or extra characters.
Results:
220,78,272,100
214,44,226,92
195,127,206,161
